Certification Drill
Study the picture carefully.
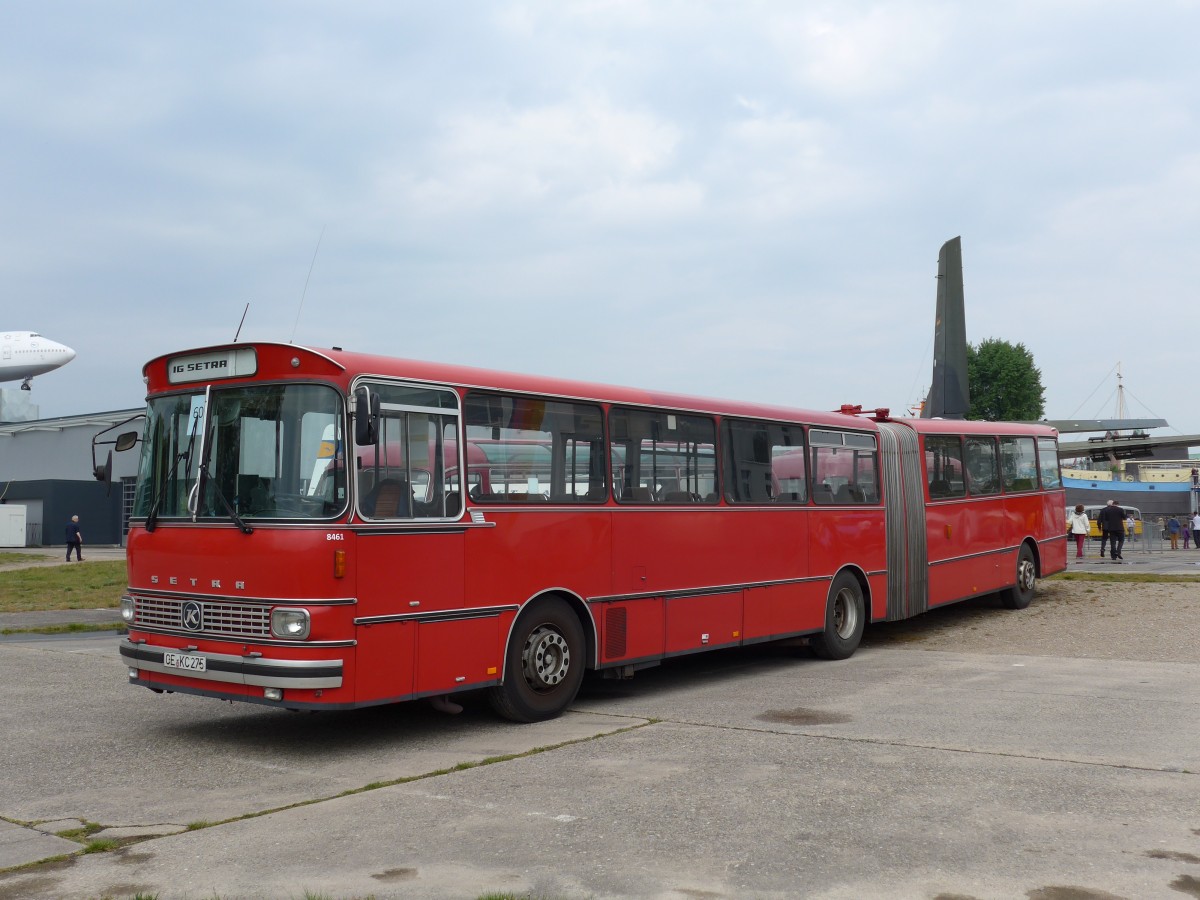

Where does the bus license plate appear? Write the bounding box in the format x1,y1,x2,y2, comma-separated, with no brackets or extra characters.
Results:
163,652,207,673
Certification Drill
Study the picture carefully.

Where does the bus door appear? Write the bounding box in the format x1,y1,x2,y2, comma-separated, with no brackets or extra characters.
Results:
351,381,484,701
921,433,998,605
609,409,730,658
876,423,928,620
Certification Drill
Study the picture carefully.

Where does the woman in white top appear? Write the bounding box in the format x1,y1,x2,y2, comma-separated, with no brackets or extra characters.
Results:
1069,504,1090,559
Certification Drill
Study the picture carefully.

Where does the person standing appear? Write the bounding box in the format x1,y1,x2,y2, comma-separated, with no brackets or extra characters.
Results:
1098,499,1125,562
1192,511,1200,549
1185,517,1193,550
1098,502,1111,559
1167,515,1181,550
1126,512,1137,544
64,514,83,561
1068,504,1090,560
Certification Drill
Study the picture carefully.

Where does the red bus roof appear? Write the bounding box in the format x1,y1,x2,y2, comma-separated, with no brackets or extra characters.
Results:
897,417,1059,438
143,341,1058,438
326,346,883,431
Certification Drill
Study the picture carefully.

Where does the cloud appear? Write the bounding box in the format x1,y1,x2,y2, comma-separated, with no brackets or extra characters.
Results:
0,2,1198,440
399,98,685,211
712,112,877,220
767,4,953,99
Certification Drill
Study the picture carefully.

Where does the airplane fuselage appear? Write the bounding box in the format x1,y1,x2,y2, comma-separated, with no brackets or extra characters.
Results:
1,331,76,386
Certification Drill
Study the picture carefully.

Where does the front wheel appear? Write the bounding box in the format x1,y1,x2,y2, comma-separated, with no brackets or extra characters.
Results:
810,572,866,660
1000,543,1037,610
488,597,586,722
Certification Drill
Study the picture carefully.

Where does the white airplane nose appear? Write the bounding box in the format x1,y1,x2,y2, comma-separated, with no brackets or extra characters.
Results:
63,346,76,362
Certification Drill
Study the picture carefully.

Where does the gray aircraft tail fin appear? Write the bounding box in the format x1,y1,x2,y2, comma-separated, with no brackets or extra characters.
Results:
922,236,970,419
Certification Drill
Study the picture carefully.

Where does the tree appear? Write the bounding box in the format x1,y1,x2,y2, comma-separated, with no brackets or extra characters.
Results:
966,338,1045,421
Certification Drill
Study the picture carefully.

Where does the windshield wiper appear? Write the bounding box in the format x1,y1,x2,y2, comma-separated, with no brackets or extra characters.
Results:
146,411,202,533
145,453,185,533
194,424,253,534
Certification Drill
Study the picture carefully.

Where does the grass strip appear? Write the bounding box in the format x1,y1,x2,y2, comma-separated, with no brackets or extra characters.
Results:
0,552,47,565
0,560,125,613
1,622,125,636
1049,572,1200,584
53,822,104,841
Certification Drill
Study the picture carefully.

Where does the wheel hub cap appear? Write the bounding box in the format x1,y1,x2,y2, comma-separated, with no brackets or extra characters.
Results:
833,588,859,639
523,625,570,690
1018,560,1036,591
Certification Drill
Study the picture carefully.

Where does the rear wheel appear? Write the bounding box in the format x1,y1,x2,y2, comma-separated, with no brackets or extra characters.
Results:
810,571,866,660
488,597,585,722
1000,543,1037,610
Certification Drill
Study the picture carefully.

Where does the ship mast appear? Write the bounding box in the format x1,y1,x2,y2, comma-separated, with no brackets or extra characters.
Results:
1115,362,1126,424
1104,363,1126,472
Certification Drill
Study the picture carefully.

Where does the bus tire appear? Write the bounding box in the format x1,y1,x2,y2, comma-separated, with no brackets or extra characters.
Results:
1000,544,1037,610
810,572,865,661
488,597,585,723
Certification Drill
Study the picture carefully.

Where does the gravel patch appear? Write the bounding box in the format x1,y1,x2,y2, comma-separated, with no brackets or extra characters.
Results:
863,577,1200,663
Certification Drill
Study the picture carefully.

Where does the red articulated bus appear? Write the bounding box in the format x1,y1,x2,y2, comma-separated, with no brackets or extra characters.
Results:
107,342,1067,722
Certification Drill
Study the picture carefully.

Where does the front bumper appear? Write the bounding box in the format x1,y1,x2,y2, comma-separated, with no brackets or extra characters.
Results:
119,639,344,690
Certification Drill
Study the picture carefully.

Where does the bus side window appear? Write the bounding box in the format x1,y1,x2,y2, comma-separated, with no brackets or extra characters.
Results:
611,407,717,505
464,393,605,503
964,437,1000,496
721,419,806,505
1037,437,1062,489
809,430,878,505
355,382,460,520
1000,436,1038,492
924,435,966,499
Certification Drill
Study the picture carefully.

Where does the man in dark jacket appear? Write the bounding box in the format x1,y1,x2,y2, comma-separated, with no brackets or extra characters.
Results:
64,514,83,561
1097,500,1125,562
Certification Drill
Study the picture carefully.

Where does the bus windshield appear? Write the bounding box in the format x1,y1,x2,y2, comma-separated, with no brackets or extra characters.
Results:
132,383,346,522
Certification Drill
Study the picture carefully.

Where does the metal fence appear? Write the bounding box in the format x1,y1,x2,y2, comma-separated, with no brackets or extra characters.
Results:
1075,522,1168,558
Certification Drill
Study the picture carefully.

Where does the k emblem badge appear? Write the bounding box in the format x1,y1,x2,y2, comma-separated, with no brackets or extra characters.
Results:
181,600,203,631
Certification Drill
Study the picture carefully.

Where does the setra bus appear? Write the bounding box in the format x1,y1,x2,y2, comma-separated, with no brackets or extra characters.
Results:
102,342,1067,721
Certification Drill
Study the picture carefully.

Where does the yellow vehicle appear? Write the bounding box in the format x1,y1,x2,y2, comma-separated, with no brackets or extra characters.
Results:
1066,504,1143,539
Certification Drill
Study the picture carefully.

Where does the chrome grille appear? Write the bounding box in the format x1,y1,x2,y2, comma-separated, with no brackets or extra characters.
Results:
134,595,271,637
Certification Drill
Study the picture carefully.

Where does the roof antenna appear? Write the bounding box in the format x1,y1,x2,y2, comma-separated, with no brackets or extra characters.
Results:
233,302,249,342
290,226,325,344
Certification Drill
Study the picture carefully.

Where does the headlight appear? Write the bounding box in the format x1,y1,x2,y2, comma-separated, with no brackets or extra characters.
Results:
120,596,135,623
270,607,310,640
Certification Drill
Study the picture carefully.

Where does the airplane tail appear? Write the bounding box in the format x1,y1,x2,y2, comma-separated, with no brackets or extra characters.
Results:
922,236,970,419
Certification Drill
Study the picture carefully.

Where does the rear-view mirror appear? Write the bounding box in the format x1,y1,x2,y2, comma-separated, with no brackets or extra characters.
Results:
355,387,380,445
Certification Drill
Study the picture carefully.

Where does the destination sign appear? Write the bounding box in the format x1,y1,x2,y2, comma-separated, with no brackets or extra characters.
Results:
167,348,258,384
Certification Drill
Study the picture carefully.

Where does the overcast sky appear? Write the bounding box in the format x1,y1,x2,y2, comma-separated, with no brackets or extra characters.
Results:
3,2,1198,441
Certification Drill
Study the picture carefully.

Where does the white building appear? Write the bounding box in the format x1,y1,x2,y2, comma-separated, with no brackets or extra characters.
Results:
0,408,142,546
